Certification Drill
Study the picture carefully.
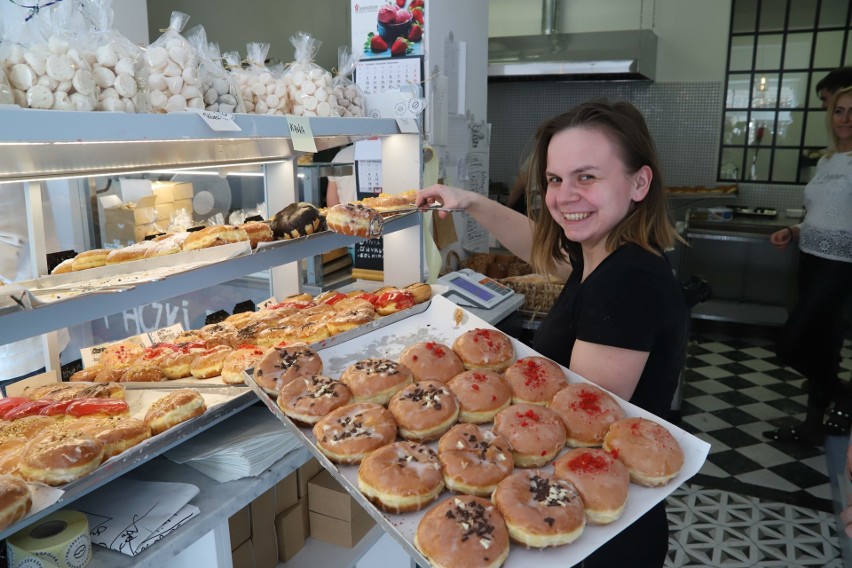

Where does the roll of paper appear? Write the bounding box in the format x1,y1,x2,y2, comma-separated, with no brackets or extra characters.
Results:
7,509,91,568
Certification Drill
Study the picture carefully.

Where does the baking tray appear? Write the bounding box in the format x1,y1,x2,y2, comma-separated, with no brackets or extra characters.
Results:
248,295,711,567
0,385,257,542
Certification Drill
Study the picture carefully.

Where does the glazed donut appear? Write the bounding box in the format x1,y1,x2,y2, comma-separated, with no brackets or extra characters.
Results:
182,224,249,250
0,416,58,440
253,343,323,394
0,475,31,530
65,397,130,418
159,342,207,379
360,192,414,213
38,399,76,417
98,340,144,369
313,290,348,306
437,423,514,496
145,232,190,257
313,402,397,464
0,398,30,417
77,382,125,400
403,282,432,304
119,363,164,383
199,322,239,348
239,220,274,248
3,400,53,421
358,441,444,513
0,438,25,475
492,470,585,548
70,248,110,271
286,321,331,344
172,330,207,345
503,356,568,406
452,328,515,373
75,416,152,460
389,381,459,442
415,494,510,568
277,374,353,426
224,310,255,329
331,296,376,313
297,303,336,323
603,417,684,487
548,383,625,447
105,240,155,264
50,258,74,275
374,290,416,316
552,448,629,525
325,203,383,238
492,404,566,468
339,358,414,406
144,389,206,435
326,306,377,335
271,202,323,240
398,341,465,383
137,343,182,370
221,344,269,384
446,370,512,424
19,430,104,486
255,323,298,348
94,367,126,383
190,345,234,379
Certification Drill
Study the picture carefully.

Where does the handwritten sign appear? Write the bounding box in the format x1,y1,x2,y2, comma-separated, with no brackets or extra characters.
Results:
187,108,241,132
286,115,318,153
353,238,384,272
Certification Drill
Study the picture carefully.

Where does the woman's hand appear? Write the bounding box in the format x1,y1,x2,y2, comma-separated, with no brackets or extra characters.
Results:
769,226,796,250
416,185,481,219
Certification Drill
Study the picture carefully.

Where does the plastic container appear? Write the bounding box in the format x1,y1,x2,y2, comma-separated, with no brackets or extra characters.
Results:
707,207,733,222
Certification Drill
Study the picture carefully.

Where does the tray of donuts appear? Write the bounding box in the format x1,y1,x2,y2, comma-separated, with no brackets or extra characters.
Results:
0,380,245,534
244,294,711,568
66,283,433,386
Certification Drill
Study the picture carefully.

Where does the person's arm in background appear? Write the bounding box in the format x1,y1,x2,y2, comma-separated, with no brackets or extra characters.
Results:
326,179,341,207
769,224,800,250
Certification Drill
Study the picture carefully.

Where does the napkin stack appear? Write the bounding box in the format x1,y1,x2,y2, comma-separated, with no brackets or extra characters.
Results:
165,406,302,482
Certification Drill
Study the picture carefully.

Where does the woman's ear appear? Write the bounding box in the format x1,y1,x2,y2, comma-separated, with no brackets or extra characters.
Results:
631,165,652,202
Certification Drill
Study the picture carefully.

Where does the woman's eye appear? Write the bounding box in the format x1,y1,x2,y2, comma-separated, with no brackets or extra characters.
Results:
546,176,561,185
577,174,595,183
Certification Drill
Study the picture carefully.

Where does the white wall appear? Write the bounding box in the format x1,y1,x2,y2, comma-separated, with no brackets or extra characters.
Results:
112,0,149,45
488,0,731,83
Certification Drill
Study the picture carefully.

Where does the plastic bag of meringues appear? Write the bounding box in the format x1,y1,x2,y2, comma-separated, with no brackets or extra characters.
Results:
282,31,340,117
0,0,98,111
145,11,204,113
227,42,289,115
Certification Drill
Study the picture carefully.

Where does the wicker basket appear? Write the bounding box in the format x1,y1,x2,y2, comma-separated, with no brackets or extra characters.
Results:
497,274,564,315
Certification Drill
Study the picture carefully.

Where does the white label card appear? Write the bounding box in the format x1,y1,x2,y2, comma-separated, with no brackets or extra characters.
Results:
396,118,419,133
286,115,318,153
187,108,241,132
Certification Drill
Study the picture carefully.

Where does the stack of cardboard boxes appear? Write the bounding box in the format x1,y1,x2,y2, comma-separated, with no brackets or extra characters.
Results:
229,458,374,567
102,181,194,246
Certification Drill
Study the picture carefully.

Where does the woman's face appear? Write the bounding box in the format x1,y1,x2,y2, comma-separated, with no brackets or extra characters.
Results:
832,92,852,150
544,127,650,253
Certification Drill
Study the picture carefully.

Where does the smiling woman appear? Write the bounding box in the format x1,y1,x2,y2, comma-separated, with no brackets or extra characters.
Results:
416,99,687,568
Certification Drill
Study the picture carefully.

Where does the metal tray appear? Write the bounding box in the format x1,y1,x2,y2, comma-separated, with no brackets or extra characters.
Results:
248,295,711,567
0,385,257,542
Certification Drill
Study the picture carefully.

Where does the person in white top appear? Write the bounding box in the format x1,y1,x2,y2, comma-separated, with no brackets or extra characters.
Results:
325,144,356,206
765,86,852,444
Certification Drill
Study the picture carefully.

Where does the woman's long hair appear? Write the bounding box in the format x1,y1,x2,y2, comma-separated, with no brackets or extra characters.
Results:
826,86,852,157
527,99,681,276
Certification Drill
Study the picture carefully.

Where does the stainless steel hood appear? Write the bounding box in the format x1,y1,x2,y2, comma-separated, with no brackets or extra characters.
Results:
488,29,658,81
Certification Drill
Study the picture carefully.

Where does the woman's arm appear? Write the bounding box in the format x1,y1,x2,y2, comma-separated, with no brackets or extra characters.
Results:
417,184,536,263
326,180,341,207
569,340,650,400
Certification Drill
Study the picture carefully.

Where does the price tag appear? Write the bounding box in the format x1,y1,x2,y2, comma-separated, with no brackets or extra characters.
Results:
396,117,419,133
286,115,318,153
187,108,241,132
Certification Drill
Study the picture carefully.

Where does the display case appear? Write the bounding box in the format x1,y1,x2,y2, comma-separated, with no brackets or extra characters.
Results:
0,108,423,562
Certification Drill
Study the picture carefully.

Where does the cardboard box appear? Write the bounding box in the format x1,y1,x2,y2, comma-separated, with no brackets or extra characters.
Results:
102,204,158,245
174,198,194,215
231,538,254,568
308,508,374,548
297,458,322,499
308,470,360,521
274,472,298,515
274,498,307,562
229,505,251,551
152,181,193,202
250,488,278,568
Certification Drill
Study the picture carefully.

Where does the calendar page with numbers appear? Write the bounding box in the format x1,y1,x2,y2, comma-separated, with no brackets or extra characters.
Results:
354,57,423,95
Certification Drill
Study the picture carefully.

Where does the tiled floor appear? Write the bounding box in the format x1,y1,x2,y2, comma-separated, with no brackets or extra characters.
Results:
665,320,852,567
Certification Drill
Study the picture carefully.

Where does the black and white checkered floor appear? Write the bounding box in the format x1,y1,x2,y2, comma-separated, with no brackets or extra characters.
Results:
665,320,852,567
